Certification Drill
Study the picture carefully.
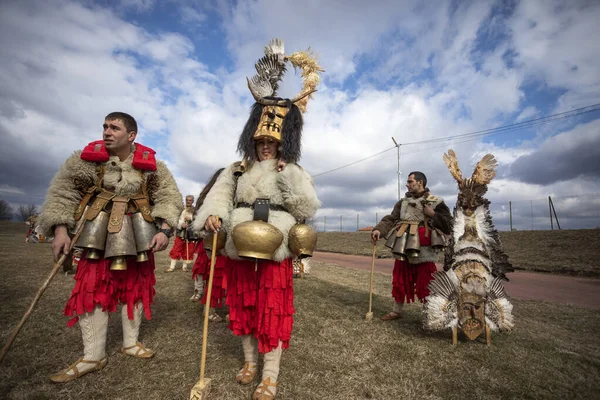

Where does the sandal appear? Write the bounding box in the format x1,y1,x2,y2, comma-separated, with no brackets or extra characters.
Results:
120,342,155,359
253,377,278,400
190,290,202,302
49,357,108,383
236,361,258,385
208,312,223,323
381,311,402,321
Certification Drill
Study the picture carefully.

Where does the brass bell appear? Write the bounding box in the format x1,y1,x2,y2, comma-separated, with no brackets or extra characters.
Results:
110,256,128,271
75,210,110,259
136,251,149,262
391,232,408,260
105,215,137,270
430,229,446,250
232,158,247,177
288,223,317,258
86,248,101,260
231,220,283,260
131,212,157,253
405,233,421,258
204,230,227,258
385,230,397,249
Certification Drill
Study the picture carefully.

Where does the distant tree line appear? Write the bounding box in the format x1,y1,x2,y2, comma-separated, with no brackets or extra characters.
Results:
0,199,38,221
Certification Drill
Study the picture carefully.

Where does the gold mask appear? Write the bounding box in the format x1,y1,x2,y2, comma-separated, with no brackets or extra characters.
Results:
458,292,486,340
253,105,289,142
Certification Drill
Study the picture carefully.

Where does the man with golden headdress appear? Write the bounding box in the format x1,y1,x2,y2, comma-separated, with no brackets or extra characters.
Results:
194,39,322,400
37,112,182,383
371,171,452,321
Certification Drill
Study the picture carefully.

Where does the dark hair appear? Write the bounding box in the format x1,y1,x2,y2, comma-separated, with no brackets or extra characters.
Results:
409,171,427,187
195,168,225,211
236,100,303,163
105,112,138,134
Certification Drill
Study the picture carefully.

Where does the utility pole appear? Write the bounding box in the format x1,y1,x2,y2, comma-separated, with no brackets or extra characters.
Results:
392,137,401,201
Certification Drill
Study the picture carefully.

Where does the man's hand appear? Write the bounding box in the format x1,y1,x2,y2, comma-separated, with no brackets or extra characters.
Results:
182,222,189,229
52,225,71,262
423,204,435,218
371,229,381,245
150,232,169,252
204,215,221,233
277,159,287,172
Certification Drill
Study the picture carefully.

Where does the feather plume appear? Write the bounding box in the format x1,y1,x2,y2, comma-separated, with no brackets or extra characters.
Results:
472,153,497,185
443,149,463,183
287,49,324,113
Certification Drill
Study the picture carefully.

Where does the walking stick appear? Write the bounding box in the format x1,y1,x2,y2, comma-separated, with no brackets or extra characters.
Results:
365,244,377,322
0,217,87,364
190,217,219,400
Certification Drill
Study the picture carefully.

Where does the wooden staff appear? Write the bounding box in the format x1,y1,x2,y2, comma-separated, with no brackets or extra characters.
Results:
0,216,87,364
189,218,219,400
365,244,377,322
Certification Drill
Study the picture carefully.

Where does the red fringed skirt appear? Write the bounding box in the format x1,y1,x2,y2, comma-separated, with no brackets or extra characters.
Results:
225,258,294,354
191,242,228,308
63,250,156,327
169,236,196,260
391,226,436,303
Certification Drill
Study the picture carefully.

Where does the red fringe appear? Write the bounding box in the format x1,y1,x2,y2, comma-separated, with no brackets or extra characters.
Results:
200,256,228,308
169,236,196,260
191,241,228,308
391,258,436,304
191,241,209,280
225,258,294,353
64,250,156,327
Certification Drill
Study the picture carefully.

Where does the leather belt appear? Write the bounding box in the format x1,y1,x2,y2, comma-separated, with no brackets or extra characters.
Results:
236,202,288,212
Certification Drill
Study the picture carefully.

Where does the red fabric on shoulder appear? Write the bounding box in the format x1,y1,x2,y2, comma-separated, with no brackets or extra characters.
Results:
81,140,110,162
132,143,157,171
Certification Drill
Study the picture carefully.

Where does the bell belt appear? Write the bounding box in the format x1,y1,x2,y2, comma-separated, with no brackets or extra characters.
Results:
236,202,288,212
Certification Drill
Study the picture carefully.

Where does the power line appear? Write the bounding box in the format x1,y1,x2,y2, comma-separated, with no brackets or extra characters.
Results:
312,103,600,178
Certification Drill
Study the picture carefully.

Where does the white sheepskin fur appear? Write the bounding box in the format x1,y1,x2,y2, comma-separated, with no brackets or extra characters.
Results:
195,159,320,261
38,146,182,237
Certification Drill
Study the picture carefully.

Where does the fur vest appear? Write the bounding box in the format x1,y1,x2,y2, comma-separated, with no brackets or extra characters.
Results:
194,159,321,261
38,146,182,237
401,192,443,265
178,207,195,230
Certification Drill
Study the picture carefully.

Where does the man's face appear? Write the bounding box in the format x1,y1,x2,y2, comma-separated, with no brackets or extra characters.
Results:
406,174,423,194
103,118,135,154
185,197,194,207
255,138,279,161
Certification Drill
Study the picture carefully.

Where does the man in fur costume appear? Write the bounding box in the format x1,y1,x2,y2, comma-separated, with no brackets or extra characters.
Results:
371,172,452,321
37,112,182,383
194,39,322,400
166,194,197,272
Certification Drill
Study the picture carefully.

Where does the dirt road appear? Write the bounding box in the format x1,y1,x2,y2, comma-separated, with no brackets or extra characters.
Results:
312,252,600,310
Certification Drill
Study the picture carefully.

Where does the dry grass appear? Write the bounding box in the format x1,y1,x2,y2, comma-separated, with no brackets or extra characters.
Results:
316,230,600,277
1,225,599,399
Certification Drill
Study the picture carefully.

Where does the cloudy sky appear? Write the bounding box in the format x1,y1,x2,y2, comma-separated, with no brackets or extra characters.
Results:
1,0,599,231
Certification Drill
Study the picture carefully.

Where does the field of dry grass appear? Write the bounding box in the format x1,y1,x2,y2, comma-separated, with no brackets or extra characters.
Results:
316,229,600,277
0,222,599,399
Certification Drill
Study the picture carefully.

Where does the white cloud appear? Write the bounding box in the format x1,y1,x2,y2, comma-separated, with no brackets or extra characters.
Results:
1,0,599,231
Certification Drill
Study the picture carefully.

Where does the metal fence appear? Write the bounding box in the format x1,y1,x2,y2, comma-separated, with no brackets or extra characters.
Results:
309,193,600,232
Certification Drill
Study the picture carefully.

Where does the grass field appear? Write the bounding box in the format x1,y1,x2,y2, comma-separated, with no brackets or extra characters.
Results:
316,229,600,277
0,223,599,399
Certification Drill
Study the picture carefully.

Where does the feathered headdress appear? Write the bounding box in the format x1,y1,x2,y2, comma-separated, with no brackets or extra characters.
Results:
237,38,324,164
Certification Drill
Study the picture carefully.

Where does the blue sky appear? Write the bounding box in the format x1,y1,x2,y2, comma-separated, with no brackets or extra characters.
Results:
0,0,599,231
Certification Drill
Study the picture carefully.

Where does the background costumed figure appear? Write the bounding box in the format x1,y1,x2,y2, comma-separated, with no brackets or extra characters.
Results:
194,38,322,400
371,172,453,321
166,195,198,272
37,112,182,382
423,150,515,344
